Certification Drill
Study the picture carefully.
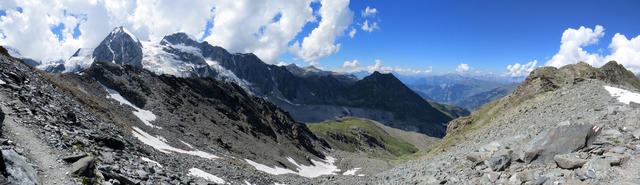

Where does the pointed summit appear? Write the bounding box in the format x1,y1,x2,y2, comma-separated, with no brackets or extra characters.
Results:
93,26,143,68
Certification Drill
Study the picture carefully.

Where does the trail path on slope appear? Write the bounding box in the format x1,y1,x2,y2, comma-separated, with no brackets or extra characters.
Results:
1,94,73,185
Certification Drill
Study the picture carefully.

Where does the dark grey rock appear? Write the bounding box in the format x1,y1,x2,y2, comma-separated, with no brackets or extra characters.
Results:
524,124,597,163
1,149,38,185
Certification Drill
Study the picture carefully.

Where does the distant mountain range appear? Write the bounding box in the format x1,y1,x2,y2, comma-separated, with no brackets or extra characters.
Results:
21,27,464,137
346,71,524,111
405,74,518,111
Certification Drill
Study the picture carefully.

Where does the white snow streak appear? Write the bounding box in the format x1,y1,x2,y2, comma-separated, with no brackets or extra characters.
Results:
604,85,640,105
342,168,361,175
140,157,162,167
100,82,161,129
245,156,340,178
131,126,218,159
188,168,226,184
180,140,195,149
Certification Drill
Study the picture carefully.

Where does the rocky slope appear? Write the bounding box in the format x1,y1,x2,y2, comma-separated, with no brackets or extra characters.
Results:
32,27,454,137
0,46,358,184
320,61,640,184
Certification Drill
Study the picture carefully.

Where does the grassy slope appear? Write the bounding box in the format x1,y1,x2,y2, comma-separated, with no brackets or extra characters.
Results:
426,100,470,119
307,117,419,159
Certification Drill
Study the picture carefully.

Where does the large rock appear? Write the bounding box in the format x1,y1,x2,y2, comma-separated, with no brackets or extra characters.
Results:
1,149,39,185
70,156,96,177
485,154,511,171
524,124,597,163
553,153,587,169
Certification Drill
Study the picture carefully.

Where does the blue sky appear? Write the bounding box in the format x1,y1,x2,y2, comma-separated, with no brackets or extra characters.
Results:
283,0,640,74
1,0,640,76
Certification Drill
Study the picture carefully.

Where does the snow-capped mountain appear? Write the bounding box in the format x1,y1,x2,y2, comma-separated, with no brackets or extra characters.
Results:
33,26,460,137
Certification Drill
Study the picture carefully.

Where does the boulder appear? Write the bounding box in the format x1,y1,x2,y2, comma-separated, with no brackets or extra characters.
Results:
95,136,126,150
632,129,640,139
485,154,511,171
1,149,39,185
479,141,502,153
523,124,597,163
466,152,491,163
70,156,96,177
62,153,88,163
553,153,587,169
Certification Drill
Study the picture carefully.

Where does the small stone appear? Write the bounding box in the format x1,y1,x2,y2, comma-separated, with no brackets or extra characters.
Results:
609,146,627,154
479,141,502,153
553,153,587,169
534,176,549,185
467,152,491,163
587,170,597,179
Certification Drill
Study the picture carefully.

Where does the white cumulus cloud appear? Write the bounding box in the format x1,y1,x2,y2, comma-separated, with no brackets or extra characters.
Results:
339,59,431,75
361,20,379,32
505,60,537,77
348,28,356,38
0,0,216,62
456,63,469,73
362,6,377,17
545,25,605,68
544,25,640,74
289,0,354,62
0,0,361,64
342,60,360,69
604,33,640,73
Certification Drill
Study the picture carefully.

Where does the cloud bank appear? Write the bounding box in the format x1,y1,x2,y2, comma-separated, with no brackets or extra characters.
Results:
545,25,640,73
340,59,432,75
0,0,361,64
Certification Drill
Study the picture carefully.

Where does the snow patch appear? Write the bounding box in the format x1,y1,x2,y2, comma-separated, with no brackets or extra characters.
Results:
63,48,94,73
245,156,340,178
140,41,252,91
140,157,162,167
342,168,361,175
131,127,219,159
604,85,640,105
0,79,5,85
141,41,204,77
99,82,161,129
188,168,226,184
204,59,252,90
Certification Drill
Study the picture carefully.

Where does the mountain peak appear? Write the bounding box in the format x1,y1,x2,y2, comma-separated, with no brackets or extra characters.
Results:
109,26,138,41
93,27,143,68
161,32,199,46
